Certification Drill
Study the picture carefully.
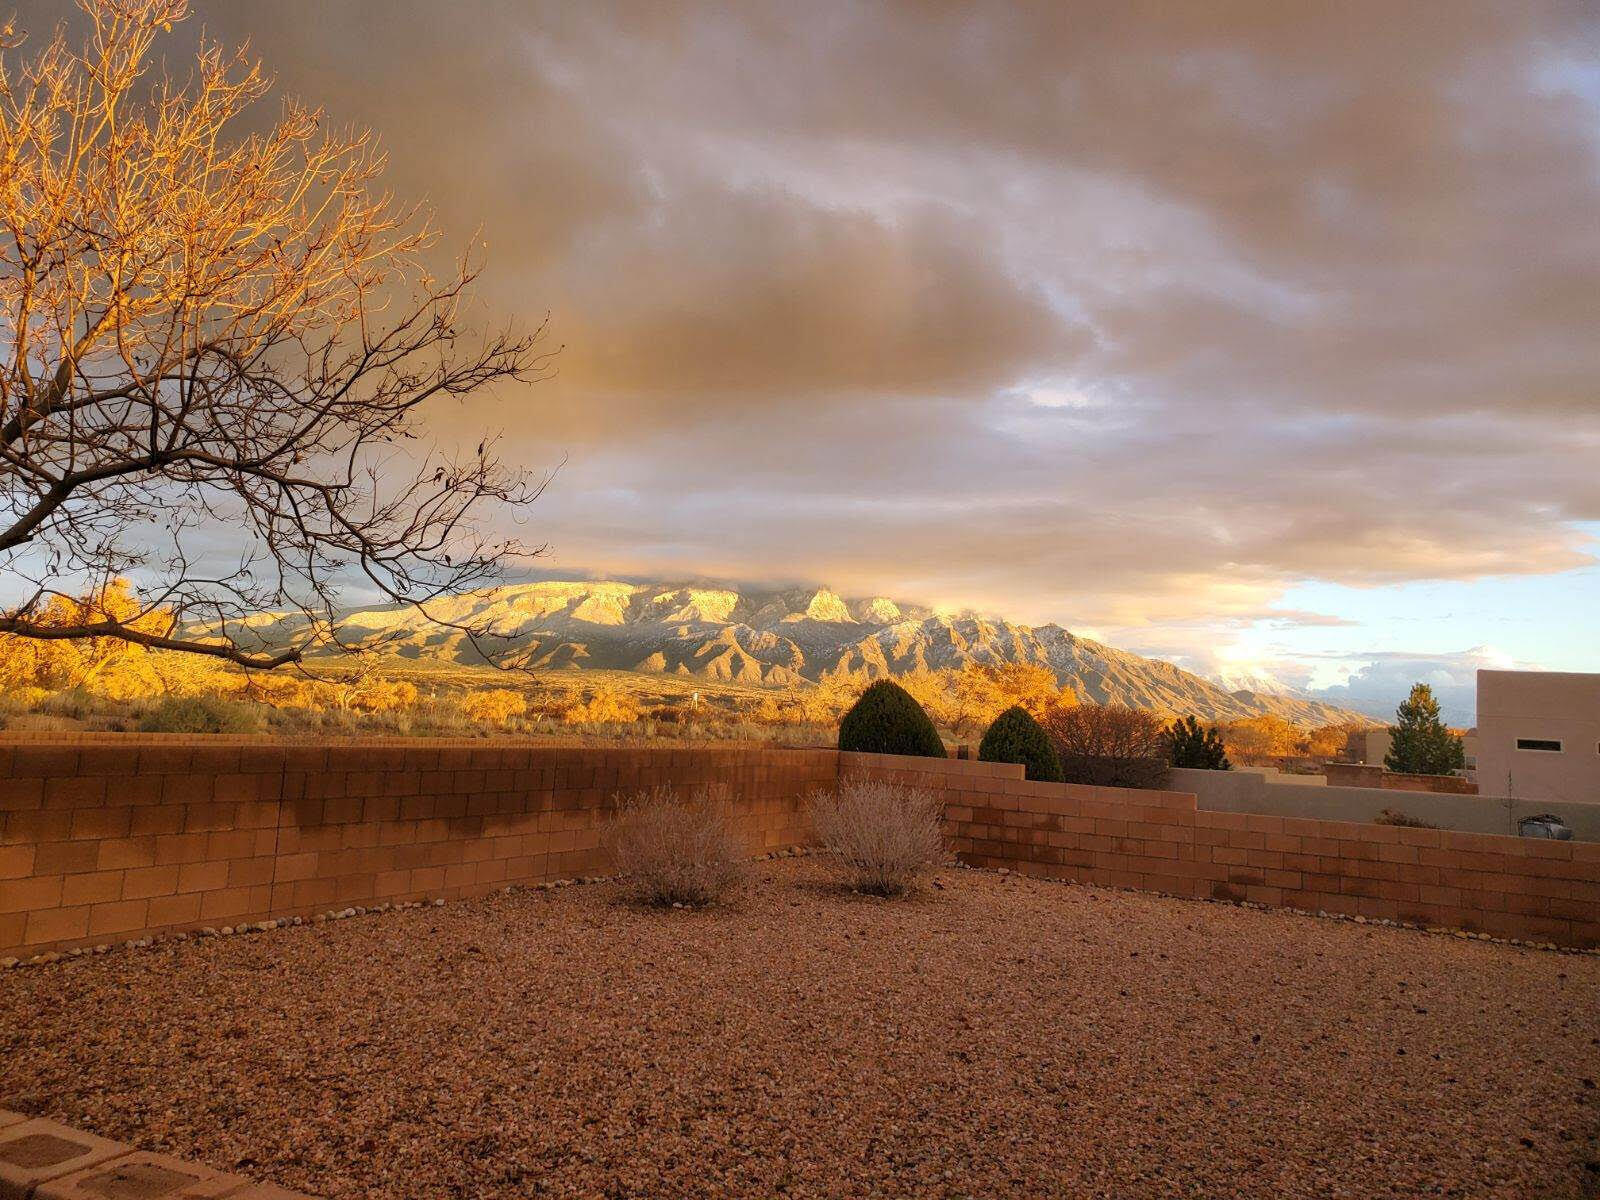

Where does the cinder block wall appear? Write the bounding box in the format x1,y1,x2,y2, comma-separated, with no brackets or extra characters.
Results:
1323,762,1478,794
843,752,1600,948
5,739,1597,958
1,737,838,959
1172,765,1600,840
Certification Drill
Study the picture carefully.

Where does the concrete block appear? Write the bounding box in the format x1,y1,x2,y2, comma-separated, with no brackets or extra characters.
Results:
0,1118,129,1199
36,1150,250,1198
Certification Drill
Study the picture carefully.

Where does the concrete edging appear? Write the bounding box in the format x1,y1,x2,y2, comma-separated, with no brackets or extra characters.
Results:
0,1112,317,1199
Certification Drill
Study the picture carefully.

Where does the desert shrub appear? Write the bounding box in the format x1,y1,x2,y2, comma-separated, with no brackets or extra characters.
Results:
462,687,527,723
523,690,576,722
750,695,787,724
979,705,1063,782
348,678,421,714
1373,807,1438,829
1168,715,1230,770
32,687,101,721
646,704,692,724
335,706,414,736
2,685,50,711
793,674,862,724
604,783,748,906
808,778,945,896
1040,703,1168,788
138,694,260,734
944,662,1069,738
0,581,164,692
564,688,642,725
837,679,945,758
1306,720,1371,761
1042,701,1168,758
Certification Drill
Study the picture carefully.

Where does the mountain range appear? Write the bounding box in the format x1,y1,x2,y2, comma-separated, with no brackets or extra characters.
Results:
246,579,1366,727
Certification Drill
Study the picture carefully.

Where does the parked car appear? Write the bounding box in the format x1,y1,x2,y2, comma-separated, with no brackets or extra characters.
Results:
1517,814,1573,840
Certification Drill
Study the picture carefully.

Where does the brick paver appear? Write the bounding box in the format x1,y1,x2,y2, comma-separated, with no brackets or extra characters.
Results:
0,1113,317,1200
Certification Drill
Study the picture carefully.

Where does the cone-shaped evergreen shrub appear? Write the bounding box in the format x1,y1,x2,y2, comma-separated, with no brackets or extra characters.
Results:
978,705,1064,781
837,679,946,758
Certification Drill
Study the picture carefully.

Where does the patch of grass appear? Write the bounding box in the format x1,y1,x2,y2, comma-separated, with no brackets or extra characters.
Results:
138,695,261,734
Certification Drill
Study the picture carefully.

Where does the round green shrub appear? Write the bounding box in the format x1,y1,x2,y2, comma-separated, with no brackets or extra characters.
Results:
837,679,946,758
138,695,260,734
978,705,1064,782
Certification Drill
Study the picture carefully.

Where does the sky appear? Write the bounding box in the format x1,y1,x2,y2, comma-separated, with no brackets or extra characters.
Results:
19,0,1599,724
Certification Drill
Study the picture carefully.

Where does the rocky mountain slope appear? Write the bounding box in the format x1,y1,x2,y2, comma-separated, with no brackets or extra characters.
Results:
242,580,1365,727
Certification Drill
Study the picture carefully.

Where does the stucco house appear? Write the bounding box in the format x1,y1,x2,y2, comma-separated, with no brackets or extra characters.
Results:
1475,669,1600,805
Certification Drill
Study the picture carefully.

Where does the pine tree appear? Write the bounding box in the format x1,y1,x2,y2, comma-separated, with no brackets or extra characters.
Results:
1384,683,1465,776
1167,715,1230,770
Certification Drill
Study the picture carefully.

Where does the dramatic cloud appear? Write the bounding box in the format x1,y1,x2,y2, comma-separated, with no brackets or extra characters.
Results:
1298,647,1529,727
13,1,1598,695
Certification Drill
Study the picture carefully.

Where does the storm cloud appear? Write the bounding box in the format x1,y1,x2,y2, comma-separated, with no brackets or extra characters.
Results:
16,0,1598,674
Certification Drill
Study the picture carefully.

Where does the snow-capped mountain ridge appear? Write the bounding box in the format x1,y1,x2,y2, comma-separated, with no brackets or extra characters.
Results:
243,579,1365,726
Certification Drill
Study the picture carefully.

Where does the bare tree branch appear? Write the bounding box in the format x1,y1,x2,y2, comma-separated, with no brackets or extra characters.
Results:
0,0,556,670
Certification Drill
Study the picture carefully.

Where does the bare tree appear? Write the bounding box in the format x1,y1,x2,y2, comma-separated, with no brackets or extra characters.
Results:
1040,703,1168,761
1039,703,1170,788
0,0,555,669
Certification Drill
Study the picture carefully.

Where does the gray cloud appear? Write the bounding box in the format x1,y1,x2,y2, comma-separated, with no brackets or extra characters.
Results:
1297,648,1527,726
12,0,1598,649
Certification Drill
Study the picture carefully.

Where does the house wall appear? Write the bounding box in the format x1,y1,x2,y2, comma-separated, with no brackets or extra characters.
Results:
1476,669,1600,806
1349,729,1478,770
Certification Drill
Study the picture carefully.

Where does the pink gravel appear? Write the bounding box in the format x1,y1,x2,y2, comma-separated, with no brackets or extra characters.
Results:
4,860,1598,1199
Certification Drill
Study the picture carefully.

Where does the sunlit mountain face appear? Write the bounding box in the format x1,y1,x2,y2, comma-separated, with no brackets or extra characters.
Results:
227,579,1367,727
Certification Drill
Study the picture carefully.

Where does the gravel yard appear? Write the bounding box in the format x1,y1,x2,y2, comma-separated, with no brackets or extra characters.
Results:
4,859,1598,1200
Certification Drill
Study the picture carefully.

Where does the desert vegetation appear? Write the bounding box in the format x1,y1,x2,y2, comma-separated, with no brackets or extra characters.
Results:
603,784,748,906
0,581,1371,760
0,583,829,740
0,594,1374,766
1217,713,1375,767
808,779,945,895
1034,706,1377,784
138,695,260,735
889,662,1074,738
